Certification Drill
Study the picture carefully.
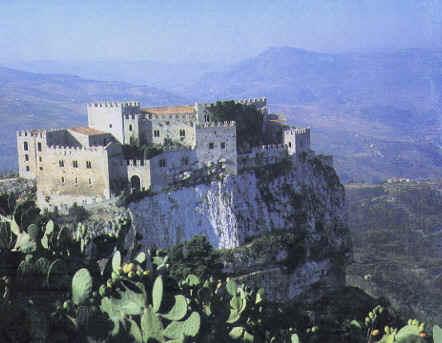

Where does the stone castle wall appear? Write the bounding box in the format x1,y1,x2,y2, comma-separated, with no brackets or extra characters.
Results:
36,143,125,211
148,119,195,147
238,144,288,170
195,121,237,174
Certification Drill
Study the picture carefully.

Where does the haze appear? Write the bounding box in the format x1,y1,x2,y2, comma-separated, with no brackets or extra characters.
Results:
1,0,441,64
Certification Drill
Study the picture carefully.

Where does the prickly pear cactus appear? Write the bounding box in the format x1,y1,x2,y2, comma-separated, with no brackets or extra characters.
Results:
72,268,93,306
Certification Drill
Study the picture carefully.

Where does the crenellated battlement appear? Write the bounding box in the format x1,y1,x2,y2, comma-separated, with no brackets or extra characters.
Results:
196,121,236,129
251,144,287,153
127,159,150,167
236,97,267,104
283,127,310,135
16,128,63,138
123,113,145,120
47,144,106,154
147,113,195,121
87,101,140,108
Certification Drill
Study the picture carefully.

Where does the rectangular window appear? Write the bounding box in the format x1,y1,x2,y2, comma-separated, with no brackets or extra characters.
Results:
89,178,92,185
37,142,42,152
39,166,43,171
25,166,30,172
204,114,209,122
209,142,215,149
159,159,166,168
23,142,28,151
86,161,92,169
221,142,226,149
129,124,133,131
179,129,186,137
109,124,113,128
154,130,160,137
73,160,78,168
59,160,64,167
25,154,29,162
61,176,65,184
75,177,78,184
39,156,42,162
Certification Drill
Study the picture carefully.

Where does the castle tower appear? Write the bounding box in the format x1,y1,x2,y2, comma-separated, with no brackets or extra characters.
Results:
87,101,140,144
283,127,311,155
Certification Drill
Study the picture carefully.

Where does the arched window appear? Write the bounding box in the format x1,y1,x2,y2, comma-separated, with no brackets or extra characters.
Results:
129,124,133,131
23,142,28,151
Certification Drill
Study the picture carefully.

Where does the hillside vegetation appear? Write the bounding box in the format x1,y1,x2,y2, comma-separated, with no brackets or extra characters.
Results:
346,180,442,324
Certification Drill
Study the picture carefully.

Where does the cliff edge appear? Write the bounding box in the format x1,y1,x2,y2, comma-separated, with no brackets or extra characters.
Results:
122,153,351,302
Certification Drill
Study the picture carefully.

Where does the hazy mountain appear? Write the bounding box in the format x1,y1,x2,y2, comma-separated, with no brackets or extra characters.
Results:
4,60,223,91
184,47,442,182
0,66,187,172
1,47,442,182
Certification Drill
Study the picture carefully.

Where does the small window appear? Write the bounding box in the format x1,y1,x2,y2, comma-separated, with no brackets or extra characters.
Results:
159,159,166,168
23,142,28,151
86,161,92,169
39,166,43,171
61,176,65,184
39,156,42,162
37,142,42,152
75,177,78,184
25,154,29,162
88,178,92,185
288,142,292,148
204,114,209,122
209,142,215,149
73,160,78,168
154,130,160,137
129,124,133,131
109,124,113,128
221,142,226,149
59,160,64,167
25,166,30,172
182,157,189,166
179,129,186,137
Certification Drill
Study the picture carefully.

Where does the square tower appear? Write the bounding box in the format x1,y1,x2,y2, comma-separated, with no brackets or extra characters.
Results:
87,101,140,144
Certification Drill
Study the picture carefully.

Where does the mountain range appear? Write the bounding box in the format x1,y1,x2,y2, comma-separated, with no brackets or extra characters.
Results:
1,47,441,182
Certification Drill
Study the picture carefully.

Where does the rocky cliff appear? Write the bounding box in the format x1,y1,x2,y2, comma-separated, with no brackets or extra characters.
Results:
122,153,351,302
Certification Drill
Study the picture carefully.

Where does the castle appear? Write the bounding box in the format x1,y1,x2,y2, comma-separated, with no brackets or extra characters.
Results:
16,97,314,211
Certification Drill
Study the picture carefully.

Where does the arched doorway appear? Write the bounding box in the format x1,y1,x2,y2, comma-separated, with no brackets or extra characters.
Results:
130,175,141,192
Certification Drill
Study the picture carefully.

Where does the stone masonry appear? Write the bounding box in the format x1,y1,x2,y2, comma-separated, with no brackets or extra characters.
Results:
16,97,317,210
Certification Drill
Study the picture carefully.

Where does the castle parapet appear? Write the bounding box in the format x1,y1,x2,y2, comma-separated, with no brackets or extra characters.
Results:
87,101,140,108
127,159,149,167
236,97,267,104
196,121,236,129
283,127,310,135
251,144,286,154
16,128,62,138
47,144,106,153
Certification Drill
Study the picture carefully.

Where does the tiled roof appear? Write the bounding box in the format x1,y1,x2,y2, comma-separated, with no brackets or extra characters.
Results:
69,127,107,136
142,105,194,115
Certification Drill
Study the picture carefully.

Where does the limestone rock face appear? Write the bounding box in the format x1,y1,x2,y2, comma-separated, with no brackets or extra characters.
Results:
126,154,351,301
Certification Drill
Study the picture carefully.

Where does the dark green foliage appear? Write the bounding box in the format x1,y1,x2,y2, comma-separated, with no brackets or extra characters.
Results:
68,203,89,222
208,100,265,150
167,235,224,280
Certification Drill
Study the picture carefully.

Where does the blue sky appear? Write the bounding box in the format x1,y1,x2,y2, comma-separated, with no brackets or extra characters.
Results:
0,0,441,63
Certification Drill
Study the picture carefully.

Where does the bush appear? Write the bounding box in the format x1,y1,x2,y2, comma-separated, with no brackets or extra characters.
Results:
208,100,265,150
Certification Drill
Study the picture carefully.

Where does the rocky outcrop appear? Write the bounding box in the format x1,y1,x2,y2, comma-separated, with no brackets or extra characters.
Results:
125,154,351,301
